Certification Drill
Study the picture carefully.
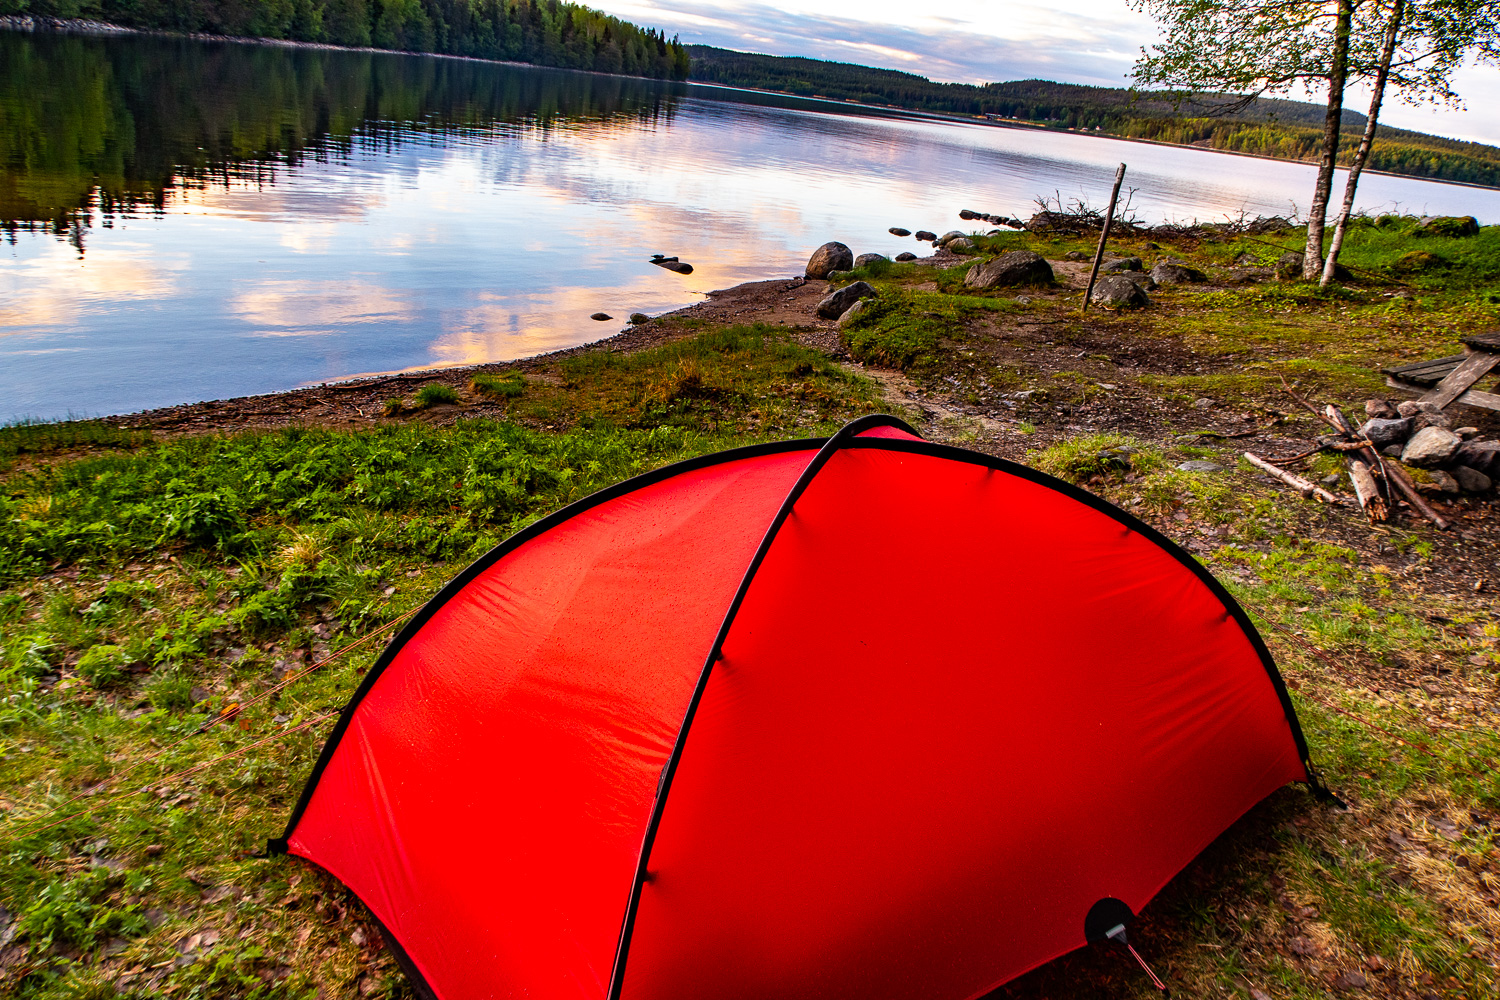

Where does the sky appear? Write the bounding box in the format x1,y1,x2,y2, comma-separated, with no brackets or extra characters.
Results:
589,0,1500,145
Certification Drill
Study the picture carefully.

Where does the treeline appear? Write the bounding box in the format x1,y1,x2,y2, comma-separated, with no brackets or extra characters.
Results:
2,0,690,77
1121,118,1500,188
685,45,1499,189
0,29,682,230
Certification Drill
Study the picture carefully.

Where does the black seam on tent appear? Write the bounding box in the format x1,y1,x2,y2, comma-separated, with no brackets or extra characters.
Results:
839,436,1323,788
605,413,919,1000
271,436,827,853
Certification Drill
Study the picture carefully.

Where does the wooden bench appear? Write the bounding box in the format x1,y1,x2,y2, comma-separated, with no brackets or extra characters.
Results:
1382,331,1500,413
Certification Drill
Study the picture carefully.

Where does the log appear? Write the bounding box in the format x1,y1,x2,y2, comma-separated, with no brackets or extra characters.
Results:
1382,461,1451,530
1323,403,1356,437
1244,452,1344,504
1347,458,1388,522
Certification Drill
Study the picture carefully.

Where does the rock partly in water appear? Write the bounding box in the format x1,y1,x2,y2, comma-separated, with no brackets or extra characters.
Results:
1454,465,1493,493
816,280,877,319
628,312,649,324
894,251,917,262
914,230,937,242
1401,426,1461,466
937,230,967,246
1150,259,1208,285
1416,215,1480,238
888,227,911,237
945,237,975,251
854,253,889,268
650,254,693,274
1090,275,1150,309
590,312,612,321
806,241,854,279
1357,416,1414,448
1100,257,1143,272
963,250,1054,289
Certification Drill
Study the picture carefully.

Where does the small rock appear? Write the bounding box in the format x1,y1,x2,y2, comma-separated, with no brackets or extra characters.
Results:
628,312,649,324
1150,259,1208,285
1014,295,1032,305
1381,444,1403,457
806,241,854,279
1193,397,1213,409
1100,256,1143,272
1396,399,1437,418
894,252,917,262
1455,426,1478,439
1429,469,1460,493
144,844,164,857
1088,274,1150,309
590,312,612,321
854,253,888,268
1289,934,1320,956
1414,409,1452,431
1453,465,1492,493
1339,969,1369,989
1063,250,1089,262
1364,398,1397,418
1250,991,1273,1000
1365,955,1385,971
888,227,911,237
836,299,869,330
914,230,937,242
815,280,877,319
945,237,974,251
1454,439,1500,474
936,230,967,246
1178,460,1224,472
1401,426,1461,466
1322,473,1341,486
1358,416,1414,448
964,250,1054,290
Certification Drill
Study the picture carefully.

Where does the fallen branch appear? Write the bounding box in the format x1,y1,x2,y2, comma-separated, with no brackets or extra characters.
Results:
1347,458,1388,523
1382,462,1451,530
1244,452,1344,504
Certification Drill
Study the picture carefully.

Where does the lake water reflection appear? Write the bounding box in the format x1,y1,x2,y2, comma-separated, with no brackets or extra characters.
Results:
4,29,1500,420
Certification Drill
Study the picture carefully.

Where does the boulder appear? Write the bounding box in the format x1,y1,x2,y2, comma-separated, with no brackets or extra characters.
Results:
816,280,877,319
1453,465,1493,493
854,253,889,268
1150,259,1208,285
1455,440,1500,474
963,250,1054,290
837,300,869,330
894,252,917,262
1100,257,1143,272
946,237,975,251
937,231,967,246
958,209,978,220
1246,216,1294,234
914,230,937,242
1364,398,1397,419
1357,416,1414,448
806,241,854,279
1116,271,1157,291
1400,426,1461,466
1416,215,1480,238
1089,274,1151,309
888,227,911,237
1226,267,1274,284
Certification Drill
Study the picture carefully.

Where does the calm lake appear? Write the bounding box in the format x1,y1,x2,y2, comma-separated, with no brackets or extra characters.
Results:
5,29,1500,421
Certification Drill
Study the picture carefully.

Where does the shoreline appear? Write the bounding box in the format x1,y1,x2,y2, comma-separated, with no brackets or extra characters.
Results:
5,17,1497,195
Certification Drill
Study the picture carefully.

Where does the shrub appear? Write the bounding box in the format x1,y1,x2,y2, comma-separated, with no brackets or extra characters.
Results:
470,373,525,399
413,384,460,408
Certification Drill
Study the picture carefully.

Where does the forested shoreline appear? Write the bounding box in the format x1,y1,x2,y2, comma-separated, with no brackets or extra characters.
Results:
0,0,690,78
688,45,1500,189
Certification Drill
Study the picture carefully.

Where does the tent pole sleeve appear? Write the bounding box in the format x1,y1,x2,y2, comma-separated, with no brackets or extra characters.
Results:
605,413,920,1000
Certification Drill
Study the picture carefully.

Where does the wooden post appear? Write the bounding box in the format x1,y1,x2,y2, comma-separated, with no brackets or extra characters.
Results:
1082,163,1127,313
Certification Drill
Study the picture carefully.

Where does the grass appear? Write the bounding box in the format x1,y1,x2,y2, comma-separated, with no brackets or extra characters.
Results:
469,373,525,399
411,384,459,409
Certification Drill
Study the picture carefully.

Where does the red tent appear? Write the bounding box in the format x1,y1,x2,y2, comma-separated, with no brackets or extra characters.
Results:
272,414,1324,1000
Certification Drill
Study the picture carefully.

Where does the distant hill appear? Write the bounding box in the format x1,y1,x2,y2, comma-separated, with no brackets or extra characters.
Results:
687,45,1500,188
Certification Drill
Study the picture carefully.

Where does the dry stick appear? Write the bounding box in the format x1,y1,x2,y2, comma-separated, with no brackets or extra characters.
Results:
1245,452,1344,503
1383,461,1451,530
1080,163,1126,314
7,711,340,843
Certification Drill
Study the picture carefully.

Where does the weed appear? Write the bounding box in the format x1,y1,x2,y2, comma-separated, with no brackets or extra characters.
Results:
470,373,525,399
412,384,460,408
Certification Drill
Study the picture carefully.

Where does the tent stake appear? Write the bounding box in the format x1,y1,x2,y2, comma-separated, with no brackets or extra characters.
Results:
1081,162,1127,313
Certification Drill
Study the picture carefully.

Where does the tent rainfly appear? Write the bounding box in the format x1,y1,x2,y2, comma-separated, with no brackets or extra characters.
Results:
271,414,1328,1000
